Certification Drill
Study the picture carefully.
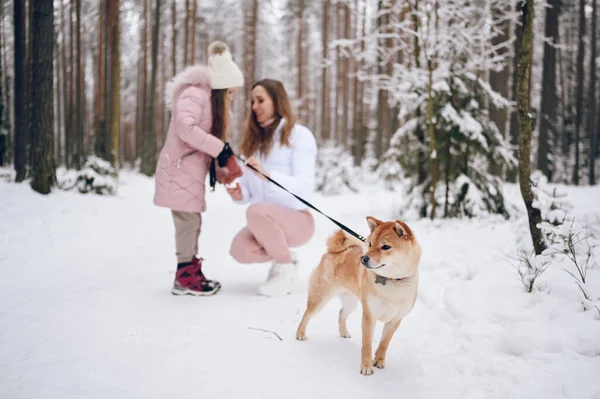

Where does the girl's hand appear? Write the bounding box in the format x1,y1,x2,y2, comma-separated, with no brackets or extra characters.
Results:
225,182,243,201
244,157,269,180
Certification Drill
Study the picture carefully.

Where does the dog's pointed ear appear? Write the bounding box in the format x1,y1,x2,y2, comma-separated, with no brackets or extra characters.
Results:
393,220,409,238
366,216,383,232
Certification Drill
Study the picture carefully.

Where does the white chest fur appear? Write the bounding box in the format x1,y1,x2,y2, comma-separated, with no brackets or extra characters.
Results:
366,280,417,323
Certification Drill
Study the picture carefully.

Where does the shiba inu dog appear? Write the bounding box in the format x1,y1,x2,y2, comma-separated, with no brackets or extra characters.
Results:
296,216,421,375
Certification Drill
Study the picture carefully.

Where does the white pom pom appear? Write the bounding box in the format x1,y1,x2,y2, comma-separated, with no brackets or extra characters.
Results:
208,41,229,56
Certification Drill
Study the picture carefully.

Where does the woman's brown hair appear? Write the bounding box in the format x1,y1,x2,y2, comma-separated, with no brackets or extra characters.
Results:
210,89,229,141
240,79,297,158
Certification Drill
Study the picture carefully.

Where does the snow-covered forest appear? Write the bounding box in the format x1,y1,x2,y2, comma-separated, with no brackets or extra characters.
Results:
0,0,598,194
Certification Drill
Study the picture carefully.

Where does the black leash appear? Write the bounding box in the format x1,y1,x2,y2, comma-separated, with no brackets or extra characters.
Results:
234,154,366,243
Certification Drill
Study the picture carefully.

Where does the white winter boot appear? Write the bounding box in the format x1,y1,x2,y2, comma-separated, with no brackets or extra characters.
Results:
258,254,303,297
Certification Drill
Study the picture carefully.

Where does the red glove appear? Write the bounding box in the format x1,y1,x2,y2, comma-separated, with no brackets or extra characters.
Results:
216,143,243,183
223,156,242,181
215,166,231,184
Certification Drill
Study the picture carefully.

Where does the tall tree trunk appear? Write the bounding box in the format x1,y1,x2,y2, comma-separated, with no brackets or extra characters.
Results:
243,0,259,101
67,0,75,167
190,0,197,64
143,0,161,176
30,0,56,194
171,0,177,76
109,0,120,166
538,0,560,180
96,0,107,161
334,2,342,143
489,2,511,177
351,0,361,163
103,0,111,161
321,0,330,141
375,0,390,159
391,6,409,143
53,20,62,166
60,0,69,167
413,0,426,186
352,0,366,164
74,0,83,169
26,0,34,171
14,0,27,181
0,10,5,166
560,11,574,172
297,0,306,122
158,26,167,152
240,0,258,141
341,3,350,148
517,0,546,255
427,2,439,219
508,1,524,183
2,2,13,165
184,0,190,66
590,0,598,185
375,0,394,159
427,57,437,219
574,0,585,185
138,0,148,164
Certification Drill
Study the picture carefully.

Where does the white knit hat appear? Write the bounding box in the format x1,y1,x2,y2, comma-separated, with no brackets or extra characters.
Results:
207,41,244,89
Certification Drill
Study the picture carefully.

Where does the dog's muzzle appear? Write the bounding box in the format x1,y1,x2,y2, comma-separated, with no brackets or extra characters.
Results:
361,256,386,270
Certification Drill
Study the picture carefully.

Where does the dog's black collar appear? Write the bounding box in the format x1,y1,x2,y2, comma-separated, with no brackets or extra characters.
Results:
374,274,409,286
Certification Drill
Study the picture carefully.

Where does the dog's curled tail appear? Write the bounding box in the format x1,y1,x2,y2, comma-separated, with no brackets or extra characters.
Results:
327,230,363,254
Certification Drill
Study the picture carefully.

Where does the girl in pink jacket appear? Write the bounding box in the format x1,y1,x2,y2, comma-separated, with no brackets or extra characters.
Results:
154,42,243,296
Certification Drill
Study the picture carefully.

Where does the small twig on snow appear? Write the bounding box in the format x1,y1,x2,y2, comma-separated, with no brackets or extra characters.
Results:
248,327,283,341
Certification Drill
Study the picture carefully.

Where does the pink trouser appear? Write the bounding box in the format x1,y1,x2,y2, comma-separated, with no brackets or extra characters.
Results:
230,203,315,264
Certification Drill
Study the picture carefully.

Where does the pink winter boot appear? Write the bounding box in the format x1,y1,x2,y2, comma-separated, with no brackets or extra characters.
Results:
171,257,221,296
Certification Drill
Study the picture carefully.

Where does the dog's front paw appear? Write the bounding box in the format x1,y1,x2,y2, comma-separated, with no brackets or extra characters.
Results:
339,331,351,339
296,330,307,341
373,357,385,369
360,364,374,376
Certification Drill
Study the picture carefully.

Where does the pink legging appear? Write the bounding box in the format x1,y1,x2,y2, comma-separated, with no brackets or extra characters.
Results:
230,203,315,264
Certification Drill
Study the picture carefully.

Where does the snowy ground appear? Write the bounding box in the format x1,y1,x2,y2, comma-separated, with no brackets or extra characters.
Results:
1,171,600,399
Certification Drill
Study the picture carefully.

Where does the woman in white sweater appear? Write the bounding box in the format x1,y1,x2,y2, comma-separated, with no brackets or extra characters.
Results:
226,79,317,296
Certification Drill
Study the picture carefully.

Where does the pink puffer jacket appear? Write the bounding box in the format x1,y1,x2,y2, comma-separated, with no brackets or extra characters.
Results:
154,66,225,213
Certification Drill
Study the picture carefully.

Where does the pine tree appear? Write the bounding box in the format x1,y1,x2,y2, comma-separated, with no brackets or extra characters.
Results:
387,0,514,219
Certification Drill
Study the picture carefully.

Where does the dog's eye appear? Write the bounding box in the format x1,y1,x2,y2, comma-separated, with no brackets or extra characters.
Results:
381,245,391,250
369,242,371,247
